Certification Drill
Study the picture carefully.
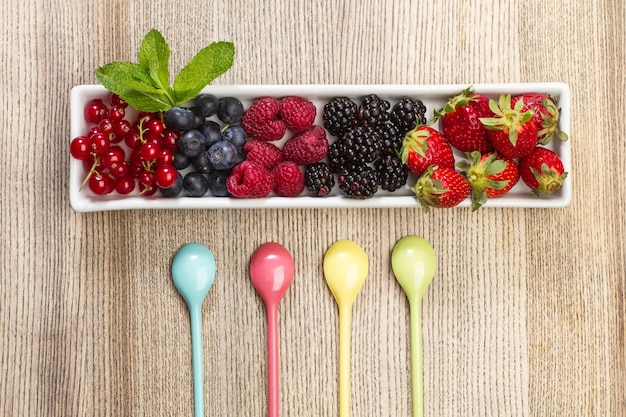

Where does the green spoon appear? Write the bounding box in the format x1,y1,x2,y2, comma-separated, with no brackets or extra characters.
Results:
323,240,369,417
391,236,437,417
172,242,216,417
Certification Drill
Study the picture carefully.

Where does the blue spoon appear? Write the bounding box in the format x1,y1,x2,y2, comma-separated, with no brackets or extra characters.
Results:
172,242,216,417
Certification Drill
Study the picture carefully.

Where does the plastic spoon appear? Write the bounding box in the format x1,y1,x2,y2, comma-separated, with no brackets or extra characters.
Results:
172,242,216,417
323,240,369,417
250,242,295,417
391,236,437,417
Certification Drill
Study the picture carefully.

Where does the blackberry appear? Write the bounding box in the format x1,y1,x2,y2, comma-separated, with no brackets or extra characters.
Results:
378,122,404,156
338,164,380,199
389,98,427,133
375,154,408,192
356,94,390,127
340,126,383,164
304,162,335,196
323,97,358,137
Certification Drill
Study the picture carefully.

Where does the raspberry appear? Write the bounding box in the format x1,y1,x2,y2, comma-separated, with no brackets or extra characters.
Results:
241,97,286,141
272,161,305,197
280,96,316,132
226,161,274,198
243,140,283,170
282,125,329,165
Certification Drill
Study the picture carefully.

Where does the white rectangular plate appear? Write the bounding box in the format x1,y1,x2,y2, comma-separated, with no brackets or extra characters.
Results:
70,83,571,211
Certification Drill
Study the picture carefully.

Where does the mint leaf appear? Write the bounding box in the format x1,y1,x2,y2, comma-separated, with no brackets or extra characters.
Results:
138,29,173,96
96,62,173,112
173,41,235,104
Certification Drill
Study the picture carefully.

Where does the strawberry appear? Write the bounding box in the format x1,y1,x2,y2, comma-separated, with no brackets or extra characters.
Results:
272,161,305,197
280,96,317,132
519,147,568,196
458,151,520,210
282,125,329,165
435,87,495,153
241,97,286,141
399,125,455,177
511,93,568,145
411,166,470,212
479,94,538,159
243,140,283,170
226,160,274,198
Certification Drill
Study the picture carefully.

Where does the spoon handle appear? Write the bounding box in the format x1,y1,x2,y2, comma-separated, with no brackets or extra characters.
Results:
266,303,280,417
338,305,352,417
189,304,205,417
409,297,424,417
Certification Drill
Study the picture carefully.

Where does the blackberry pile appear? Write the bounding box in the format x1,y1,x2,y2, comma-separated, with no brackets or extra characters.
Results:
313,94,426,199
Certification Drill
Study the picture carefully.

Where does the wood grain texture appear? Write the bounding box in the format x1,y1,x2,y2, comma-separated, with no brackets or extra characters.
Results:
1,0,624,416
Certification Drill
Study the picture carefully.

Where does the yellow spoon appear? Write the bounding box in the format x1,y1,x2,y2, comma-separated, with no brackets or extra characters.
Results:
391,236,437,417
323,240,369,417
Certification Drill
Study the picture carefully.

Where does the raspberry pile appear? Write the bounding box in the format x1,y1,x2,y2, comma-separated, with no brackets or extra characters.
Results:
231,96,324,197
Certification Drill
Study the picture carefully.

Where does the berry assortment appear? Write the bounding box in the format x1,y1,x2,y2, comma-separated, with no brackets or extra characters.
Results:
70,85,570,209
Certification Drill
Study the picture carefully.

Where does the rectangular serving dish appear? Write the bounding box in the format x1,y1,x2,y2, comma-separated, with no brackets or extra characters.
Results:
70,83,571,211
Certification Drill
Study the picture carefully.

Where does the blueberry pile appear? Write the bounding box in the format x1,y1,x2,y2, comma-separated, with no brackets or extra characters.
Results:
164,95,246,197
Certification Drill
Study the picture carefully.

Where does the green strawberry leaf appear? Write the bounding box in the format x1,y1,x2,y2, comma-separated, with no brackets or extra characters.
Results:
173,41,235,104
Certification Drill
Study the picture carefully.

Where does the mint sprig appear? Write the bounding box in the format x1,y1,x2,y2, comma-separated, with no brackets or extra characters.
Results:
95,29,235,112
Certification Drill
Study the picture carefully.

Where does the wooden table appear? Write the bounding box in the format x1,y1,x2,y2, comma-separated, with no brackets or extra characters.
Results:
2,1,624,416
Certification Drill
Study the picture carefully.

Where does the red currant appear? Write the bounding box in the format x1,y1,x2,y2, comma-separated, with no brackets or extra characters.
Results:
140,142,161,161
161,128,181,149
88,171,114,195
157,148,174,165
109,105,126,121
70,136,91,160
147,119,164,135
144,132,162,145
109,93,128,108
98,118,115,135
84,98,108,124
89,132,110,154
139,170,155,186
124,128,142,149
154,164,178,189
115,119,132,137
115,176,135,194
109,162,130,178
83,155,105,173
139,183,158,196
101,146,126,170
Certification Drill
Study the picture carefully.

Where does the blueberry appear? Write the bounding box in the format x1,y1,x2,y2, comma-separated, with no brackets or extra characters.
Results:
222,125,247,150
159,172,183,197
217,97,244,124
165,107,195,131
193,94,218,117
208,170,232,197
192,110,205,128
192,151,213,174
178,129,207,158
183,172,210,197
172,149,191,170
199,120,223,147
207,141,239,170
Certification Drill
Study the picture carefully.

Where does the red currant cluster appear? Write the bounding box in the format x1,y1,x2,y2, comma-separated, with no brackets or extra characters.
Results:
70,94,181,195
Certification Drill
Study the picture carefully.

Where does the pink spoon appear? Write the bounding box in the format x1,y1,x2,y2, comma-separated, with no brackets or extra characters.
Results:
250,242,295,417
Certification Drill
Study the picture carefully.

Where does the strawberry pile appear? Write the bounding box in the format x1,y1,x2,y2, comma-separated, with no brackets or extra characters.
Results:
411,87,569,211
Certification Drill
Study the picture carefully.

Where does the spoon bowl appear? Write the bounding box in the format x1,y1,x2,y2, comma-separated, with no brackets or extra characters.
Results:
171,242,217,417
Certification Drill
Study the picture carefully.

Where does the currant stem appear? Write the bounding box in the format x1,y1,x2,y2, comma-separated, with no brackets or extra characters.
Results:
79,155,101,190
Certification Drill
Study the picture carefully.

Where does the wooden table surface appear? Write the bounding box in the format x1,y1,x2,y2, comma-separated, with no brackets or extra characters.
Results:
2,1,624,416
